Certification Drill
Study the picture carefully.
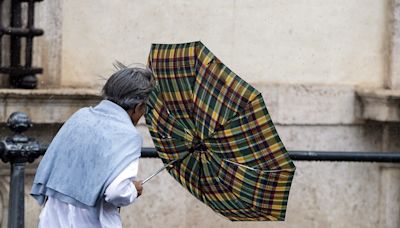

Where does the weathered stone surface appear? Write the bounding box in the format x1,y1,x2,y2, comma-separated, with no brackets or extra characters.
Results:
357,88,400,122
0,89,100,123
35,0,63,88
388,0,400,89
386,123,400,151
0,97,5,123
378,167,400,228
59,0,387,88
256,84,360,125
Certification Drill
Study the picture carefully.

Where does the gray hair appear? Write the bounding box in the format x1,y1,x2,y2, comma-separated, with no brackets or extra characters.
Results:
102,62,155,111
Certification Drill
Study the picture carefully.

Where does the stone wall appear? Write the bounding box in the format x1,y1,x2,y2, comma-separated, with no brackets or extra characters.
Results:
28,0,390,89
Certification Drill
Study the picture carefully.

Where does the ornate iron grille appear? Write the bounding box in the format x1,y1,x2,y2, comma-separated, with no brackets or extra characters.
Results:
0,0,43,89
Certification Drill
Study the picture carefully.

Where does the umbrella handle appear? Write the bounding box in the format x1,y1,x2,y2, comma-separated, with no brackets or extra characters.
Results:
141,160,175,185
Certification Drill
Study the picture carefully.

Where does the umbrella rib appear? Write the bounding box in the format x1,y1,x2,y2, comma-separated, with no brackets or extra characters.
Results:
197,155,205,203
223,159,293,173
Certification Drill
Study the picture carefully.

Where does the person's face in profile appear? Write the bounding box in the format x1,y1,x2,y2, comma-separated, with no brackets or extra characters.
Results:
128,103,146,125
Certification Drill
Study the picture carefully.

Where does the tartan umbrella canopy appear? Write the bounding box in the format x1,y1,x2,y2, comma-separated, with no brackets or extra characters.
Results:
145,41,296,221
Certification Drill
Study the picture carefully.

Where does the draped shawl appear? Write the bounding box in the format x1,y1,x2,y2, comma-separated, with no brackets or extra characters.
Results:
31,100,142,207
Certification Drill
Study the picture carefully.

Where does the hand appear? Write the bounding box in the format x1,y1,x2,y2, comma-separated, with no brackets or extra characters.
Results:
133,180,143,197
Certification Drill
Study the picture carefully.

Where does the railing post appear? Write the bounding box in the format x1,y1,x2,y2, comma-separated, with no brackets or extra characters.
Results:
0,112,42,228
8,163,25,228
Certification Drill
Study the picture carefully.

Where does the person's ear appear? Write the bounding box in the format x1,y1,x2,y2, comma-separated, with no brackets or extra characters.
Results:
134,103,145,113
127,108,134,116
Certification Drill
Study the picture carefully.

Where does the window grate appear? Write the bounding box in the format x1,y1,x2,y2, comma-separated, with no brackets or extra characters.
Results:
0,0,44,89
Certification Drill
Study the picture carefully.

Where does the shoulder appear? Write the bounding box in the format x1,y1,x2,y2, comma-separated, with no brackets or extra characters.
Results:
120,125,142,143
64,107,91,123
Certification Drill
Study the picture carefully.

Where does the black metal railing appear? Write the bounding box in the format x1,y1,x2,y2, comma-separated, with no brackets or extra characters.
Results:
38,147,400,163
140,148,400,162
0,0,44,89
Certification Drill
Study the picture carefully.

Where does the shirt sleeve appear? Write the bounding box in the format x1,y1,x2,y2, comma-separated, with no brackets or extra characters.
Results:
104,159,140,207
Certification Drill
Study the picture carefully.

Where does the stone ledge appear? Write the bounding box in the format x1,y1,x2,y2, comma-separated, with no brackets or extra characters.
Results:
356,88,400,122
0,85,370,125
0,88,100,98
256,84,361,125
0,89,101,124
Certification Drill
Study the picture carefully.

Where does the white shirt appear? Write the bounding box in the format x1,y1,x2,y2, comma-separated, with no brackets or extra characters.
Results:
38,159,140,228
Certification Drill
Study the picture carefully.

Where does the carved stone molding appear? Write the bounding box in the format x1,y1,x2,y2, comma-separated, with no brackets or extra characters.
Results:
357,88,400,122
0,85,363,126
0,88,101,124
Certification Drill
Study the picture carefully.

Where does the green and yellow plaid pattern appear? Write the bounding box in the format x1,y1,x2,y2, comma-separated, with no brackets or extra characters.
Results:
146,41,296,221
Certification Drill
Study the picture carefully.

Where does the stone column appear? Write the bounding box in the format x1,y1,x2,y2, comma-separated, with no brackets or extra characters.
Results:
35,0,63,88
387,0,400,89
377,2,400,226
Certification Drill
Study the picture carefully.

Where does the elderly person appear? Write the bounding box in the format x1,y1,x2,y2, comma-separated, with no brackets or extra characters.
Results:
31,63,155,228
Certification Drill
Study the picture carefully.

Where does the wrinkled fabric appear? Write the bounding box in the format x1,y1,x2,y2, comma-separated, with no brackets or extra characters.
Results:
38,159,139,228
31,100,142,208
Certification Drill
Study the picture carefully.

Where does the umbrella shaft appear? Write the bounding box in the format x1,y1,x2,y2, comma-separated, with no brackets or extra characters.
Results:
141,160,175,185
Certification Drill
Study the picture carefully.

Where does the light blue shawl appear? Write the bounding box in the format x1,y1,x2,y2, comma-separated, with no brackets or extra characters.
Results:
31,100,142,207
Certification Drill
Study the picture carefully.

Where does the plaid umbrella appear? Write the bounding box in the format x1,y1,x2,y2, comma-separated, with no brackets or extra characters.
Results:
145,41,296,221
